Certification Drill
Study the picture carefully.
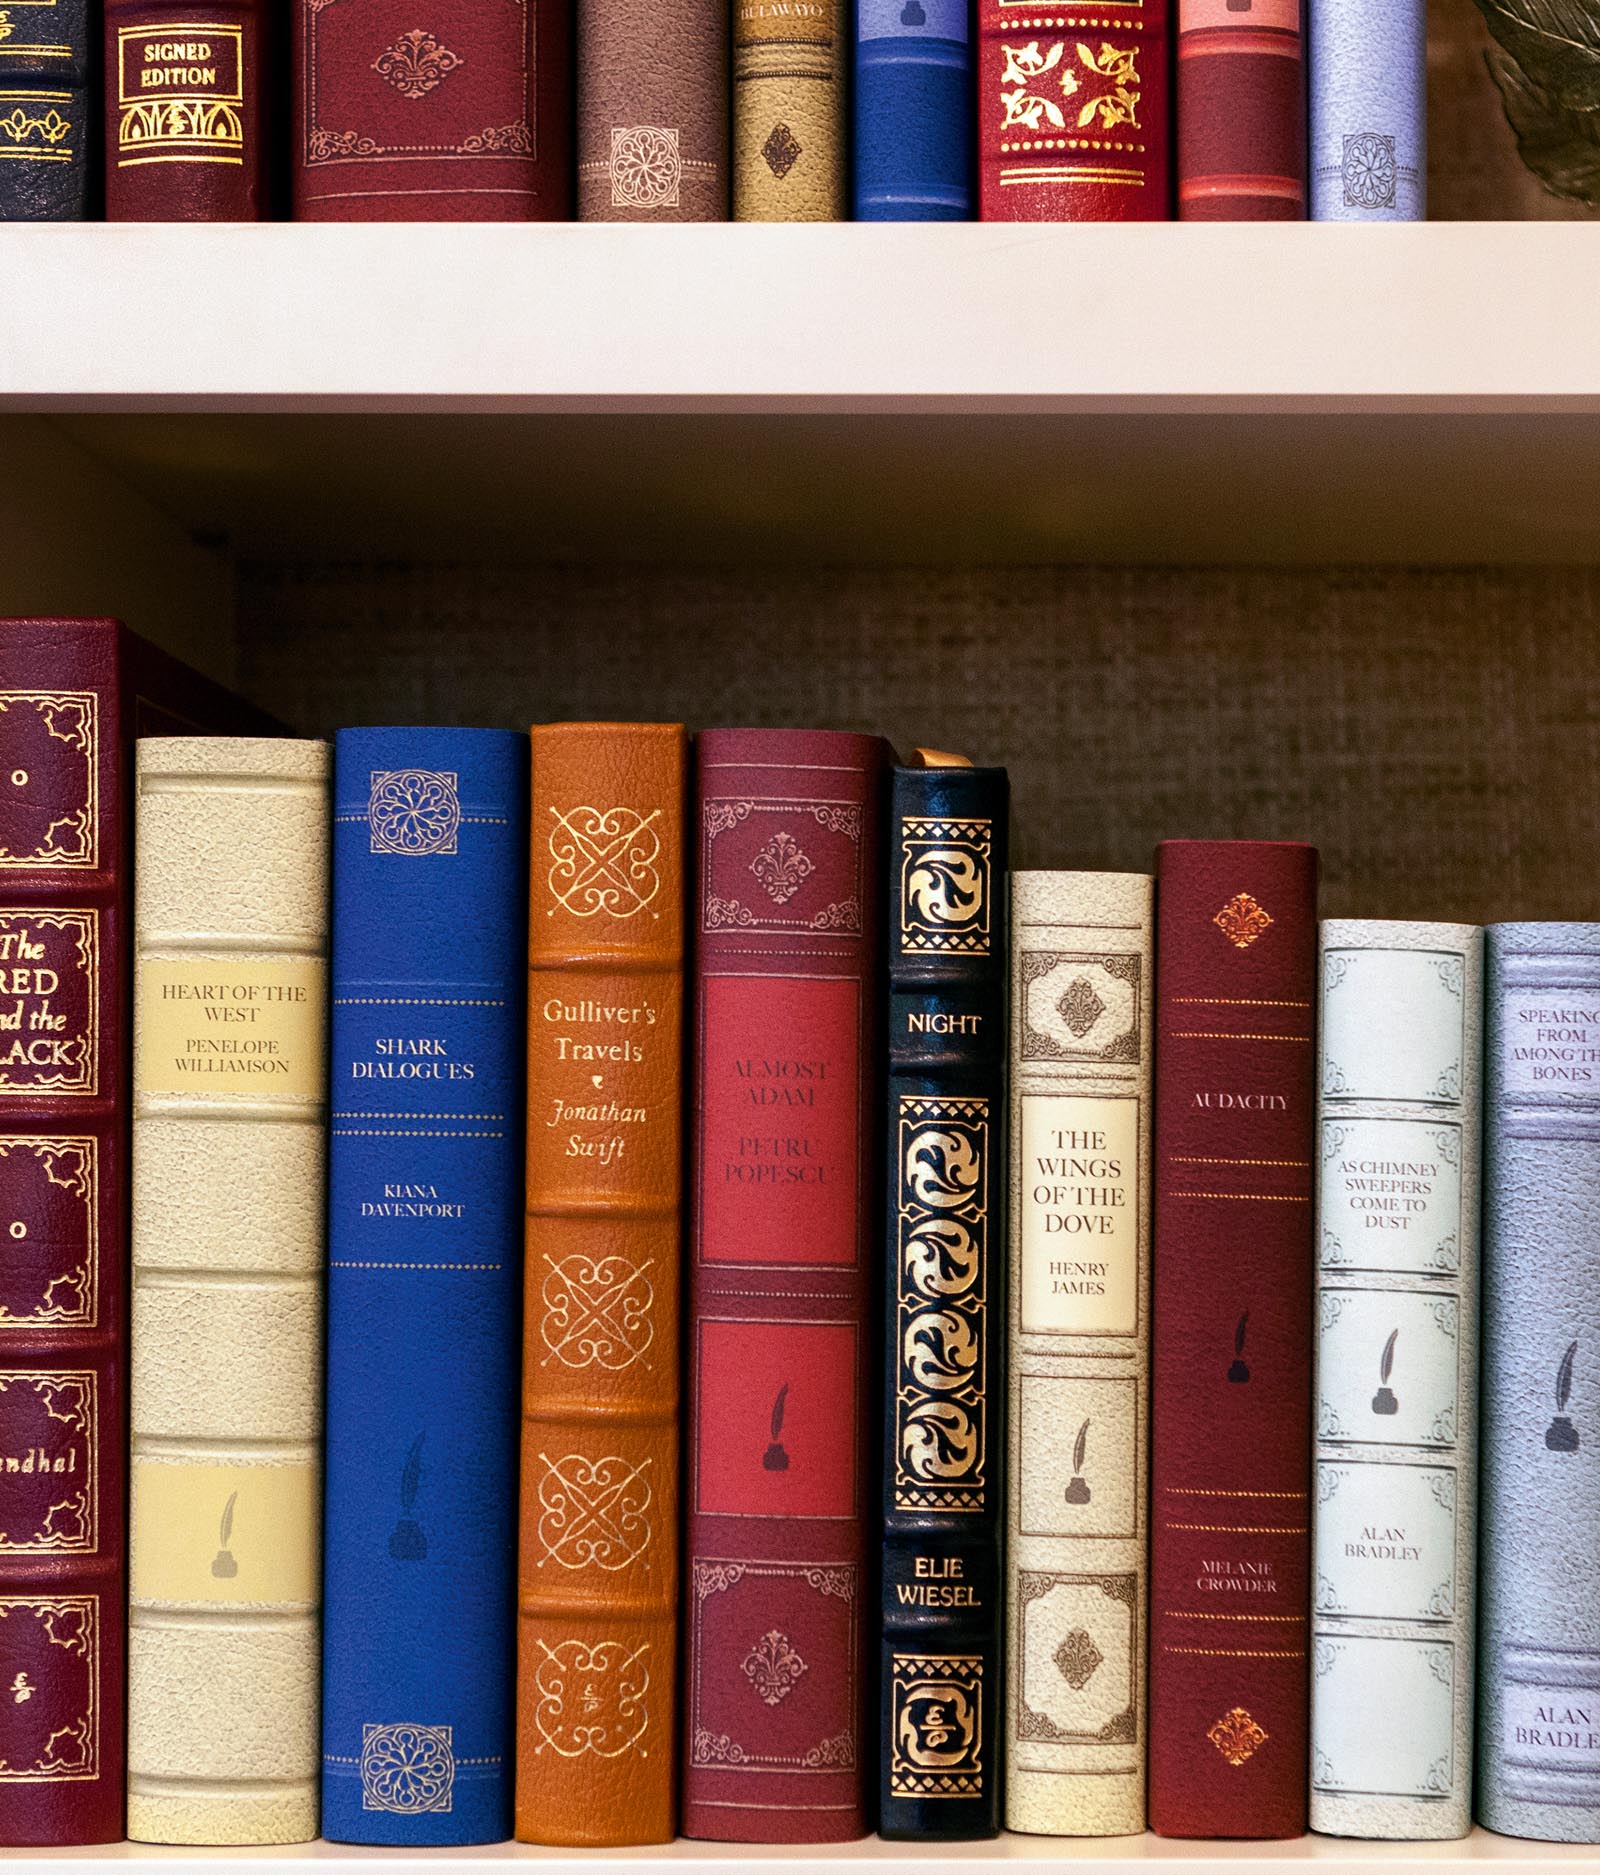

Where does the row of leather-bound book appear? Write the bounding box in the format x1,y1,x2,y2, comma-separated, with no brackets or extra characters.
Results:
1,1,1431,222
1,618,1595,1852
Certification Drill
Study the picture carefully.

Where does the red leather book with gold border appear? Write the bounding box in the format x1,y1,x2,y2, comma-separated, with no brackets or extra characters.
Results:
293,0,572,219
1149,839,1317,1838
682,728,889,1844
0,619,273,1847
978,0,1168,220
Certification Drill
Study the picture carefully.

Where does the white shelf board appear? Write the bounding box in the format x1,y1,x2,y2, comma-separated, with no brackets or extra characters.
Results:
6,1833,1596,1872
4,226,1600,413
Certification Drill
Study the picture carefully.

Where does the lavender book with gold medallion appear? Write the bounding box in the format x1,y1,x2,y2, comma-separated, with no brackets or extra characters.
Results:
321,729,527,1845
880,757,1008,1839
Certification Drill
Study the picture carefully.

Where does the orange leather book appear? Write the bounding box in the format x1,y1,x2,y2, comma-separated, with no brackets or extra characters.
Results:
516,723,686,1846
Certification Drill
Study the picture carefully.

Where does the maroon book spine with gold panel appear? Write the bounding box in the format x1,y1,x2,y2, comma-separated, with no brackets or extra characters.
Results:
0,619,273,1847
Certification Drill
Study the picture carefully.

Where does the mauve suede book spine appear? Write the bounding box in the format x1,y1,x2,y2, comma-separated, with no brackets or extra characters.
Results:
683,727,889,1844
1149,839,1317,1839
1177,0,1305,220
321,729,527,1845
1479,925,1600,1844
879,761,1007,1837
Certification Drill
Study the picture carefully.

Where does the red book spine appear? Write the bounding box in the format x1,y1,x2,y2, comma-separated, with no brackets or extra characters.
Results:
1149,839,1317,1839
1176,0,1305,219
293,0,572,220
0,619,274,1847
978,0,1168,221
683,728,888,1845
104,0,267,219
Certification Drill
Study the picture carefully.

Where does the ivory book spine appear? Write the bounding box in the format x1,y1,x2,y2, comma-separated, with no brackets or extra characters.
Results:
1310,921,1481,1840
127,736,329,1847
1479,923,1600,1844
517,722,686,1845
1005,870,1152,1836
733,0,845,219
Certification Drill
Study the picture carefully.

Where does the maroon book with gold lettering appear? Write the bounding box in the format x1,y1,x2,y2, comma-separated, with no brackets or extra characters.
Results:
0,620,274,1847
293,0,572,219
104,0,269,218
1149,839,1317,1838
682,728,889,1844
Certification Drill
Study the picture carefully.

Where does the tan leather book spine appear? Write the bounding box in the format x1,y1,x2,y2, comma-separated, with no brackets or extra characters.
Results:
578,0,728,217
1006,870,1153,1836
733,0,845,219
516,723,686,1846
127,737,329,1847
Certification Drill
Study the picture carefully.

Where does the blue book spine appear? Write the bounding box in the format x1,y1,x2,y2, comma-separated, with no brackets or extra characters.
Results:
321,728,528,1846
0,0,91,220
854,0,970,220
1309,0,1425,222
1480,924,1600,1843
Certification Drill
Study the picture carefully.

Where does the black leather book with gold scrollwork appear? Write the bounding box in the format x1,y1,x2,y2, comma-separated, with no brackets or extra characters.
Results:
879,757,1008,1840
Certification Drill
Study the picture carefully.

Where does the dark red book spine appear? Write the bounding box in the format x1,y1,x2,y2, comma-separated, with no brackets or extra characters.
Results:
683,728,889,1844
0,619,274,1847
1176,0,1305,220
1149,839,1317,1839
294,0,571,220
978,0,1169,221
104,0,267,219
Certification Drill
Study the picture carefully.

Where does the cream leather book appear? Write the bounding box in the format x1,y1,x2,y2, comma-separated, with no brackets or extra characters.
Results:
1311,921,1482,1839
1005,871,1153,1835
127,738,329,1847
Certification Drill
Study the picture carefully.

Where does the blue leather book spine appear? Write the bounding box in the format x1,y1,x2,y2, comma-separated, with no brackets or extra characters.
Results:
1309,0,1424,221
1480,924,1600,1844
879,762,1007,1838
854,0,970,220
0,0,91,219
322,728,528,1846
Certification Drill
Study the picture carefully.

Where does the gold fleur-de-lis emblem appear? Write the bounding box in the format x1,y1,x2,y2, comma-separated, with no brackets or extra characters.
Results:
1207,1705,1268,1765
1213,892,1274,949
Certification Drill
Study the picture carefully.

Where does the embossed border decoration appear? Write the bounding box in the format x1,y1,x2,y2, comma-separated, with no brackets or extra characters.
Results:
701,797,863,938
1311,1635,1453,1798
546,804,662,918
359,1721,455,1813
1321,947,1466,1106
689,1558,858,1773
538,1251,655,1370
899,817,992,956
0,1138,97,1330
529,1637,651,1759
0,908,98,1097
1014,1570,1138,1746
0,1595,98,1782
533,1451,653,1571
304,0,534,169
0,693,97,870
0,1371,97,1554
368,770,461,856
895,1095,987,1514
1019,949,1141,1063
889,1651,983,1798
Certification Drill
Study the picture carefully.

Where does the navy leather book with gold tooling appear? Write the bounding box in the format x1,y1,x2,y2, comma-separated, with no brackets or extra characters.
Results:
879,756,1008,1839
321,729,528,1846
0,0,91,219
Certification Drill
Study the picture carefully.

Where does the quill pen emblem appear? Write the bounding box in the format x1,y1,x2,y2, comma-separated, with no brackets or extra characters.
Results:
1373,1328,1400,1414
211,1490,238,1578
1064,1416,1091,1503
1228,1310,1251,1383
1547,1339,1580,1452
762,1383,791,1472
390,1431,429,1559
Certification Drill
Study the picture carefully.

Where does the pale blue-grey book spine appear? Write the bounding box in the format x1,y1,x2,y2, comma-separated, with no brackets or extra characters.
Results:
1480,924,1600,1843
1309,0,1425,222
1310,922,1481,1840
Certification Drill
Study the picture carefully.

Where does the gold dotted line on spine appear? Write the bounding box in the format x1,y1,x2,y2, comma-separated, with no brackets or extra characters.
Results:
1163,1488,1307,1498
333,997,507,1006
330,1261,505,1271
1171,997,1313,1008
999,138,1147,154
331,1112,504,1121
1163,1523,1308,1534
1167,1192,1310,1203
1161,1646,1306,1658
1170,1031,1311,1042
330,1129,506,1138
1162,1611,1305,1622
